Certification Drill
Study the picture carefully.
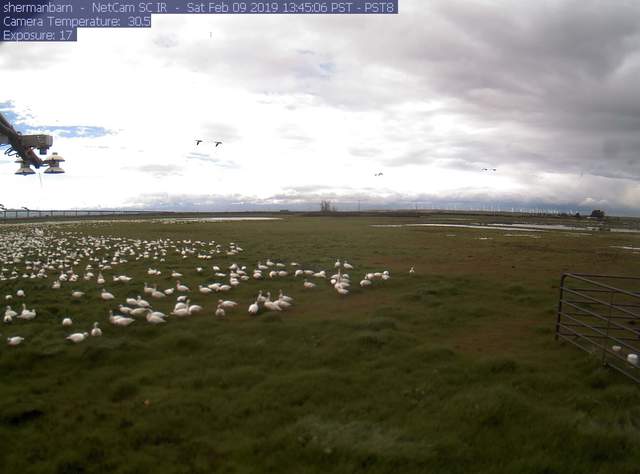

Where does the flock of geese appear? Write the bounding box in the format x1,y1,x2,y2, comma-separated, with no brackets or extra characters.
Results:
0,226,399,347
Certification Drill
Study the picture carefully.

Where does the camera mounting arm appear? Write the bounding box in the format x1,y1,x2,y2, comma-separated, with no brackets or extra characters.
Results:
0,112,52,169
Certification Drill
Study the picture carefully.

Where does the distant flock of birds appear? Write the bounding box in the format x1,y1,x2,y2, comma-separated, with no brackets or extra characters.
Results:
0,227,412,348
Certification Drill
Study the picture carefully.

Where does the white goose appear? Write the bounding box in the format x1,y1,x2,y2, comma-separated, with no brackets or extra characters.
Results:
171,306,190,317
146,312,166,324
136,296,151,308
109,311,134,326
100,289,115,300
188,301,203,314
248,300,259,315
130,307,150,317
62,317,73,326
91,322,102,336
263,296,282,312
7,336,24,346
17,304,36,320
66,332,89,343
218,299,237,310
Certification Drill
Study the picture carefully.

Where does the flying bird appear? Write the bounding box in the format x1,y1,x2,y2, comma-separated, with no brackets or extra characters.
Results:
481,168,497,172
195,140,222,147
374,172,383,176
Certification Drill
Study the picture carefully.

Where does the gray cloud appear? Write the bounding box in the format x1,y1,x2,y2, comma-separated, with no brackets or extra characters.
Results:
153,0,640,191
4,1,640,214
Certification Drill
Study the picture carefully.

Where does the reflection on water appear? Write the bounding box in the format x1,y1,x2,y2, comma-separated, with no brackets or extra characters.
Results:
373,222,640,233
371,223,544,231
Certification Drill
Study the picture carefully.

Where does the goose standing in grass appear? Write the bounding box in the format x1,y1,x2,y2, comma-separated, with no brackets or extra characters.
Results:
276,297,291,310
7,336,24,346
176,280,190,292
62,317,73,327
91,322,102,336
51,280,61,289
109,311,135,326
97,273,105,285
101,289,114,300
66,332,89,343
151,286,166,299
215,306,226,317
248,299,259,315
303,279,316,289
16,289,25,297
71,290,84,299
409,266,415,275
263,296,282,312
171,306,190,317
130,307,150,317
343,261,354,270
278,290,293,303
18,304,36,320
4,305,17,319
218,299,237,310
146,312,166,324
256,291,266,304
188,301,203,314
136,296,151,308
3,314,12,324
360,276,372,287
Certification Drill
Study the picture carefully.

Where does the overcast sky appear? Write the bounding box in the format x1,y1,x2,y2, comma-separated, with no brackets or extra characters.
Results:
1,0,640,215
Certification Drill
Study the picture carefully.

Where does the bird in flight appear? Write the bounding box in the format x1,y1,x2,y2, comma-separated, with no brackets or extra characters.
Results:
481,168,497,171
374,172,384,176
195,140,223,147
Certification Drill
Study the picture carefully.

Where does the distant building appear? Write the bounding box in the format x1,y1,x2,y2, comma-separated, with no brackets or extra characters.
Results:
590,209,605,219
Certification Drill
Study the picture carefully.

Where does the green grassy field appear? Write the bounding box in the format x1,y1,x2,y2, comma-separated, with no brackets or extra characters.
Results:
1,215,640,473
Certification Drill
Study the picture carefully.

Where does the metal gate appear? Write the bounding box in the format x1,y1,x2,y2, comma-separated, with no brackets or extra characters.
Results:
556,273,640,383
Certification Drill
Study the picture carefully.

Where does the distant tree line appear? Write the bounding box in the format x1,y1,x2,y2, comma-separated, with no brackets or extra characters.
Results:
320,200,337,213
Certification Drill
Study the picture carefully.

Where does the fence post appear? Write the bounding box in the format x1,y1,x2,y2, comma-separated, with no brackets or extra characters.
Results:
602,290,615,366
555,274,567,341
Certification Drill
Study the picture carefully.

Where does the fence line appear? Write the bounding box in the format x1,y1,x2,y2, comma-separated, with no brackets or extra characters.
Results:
556,273,640,383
